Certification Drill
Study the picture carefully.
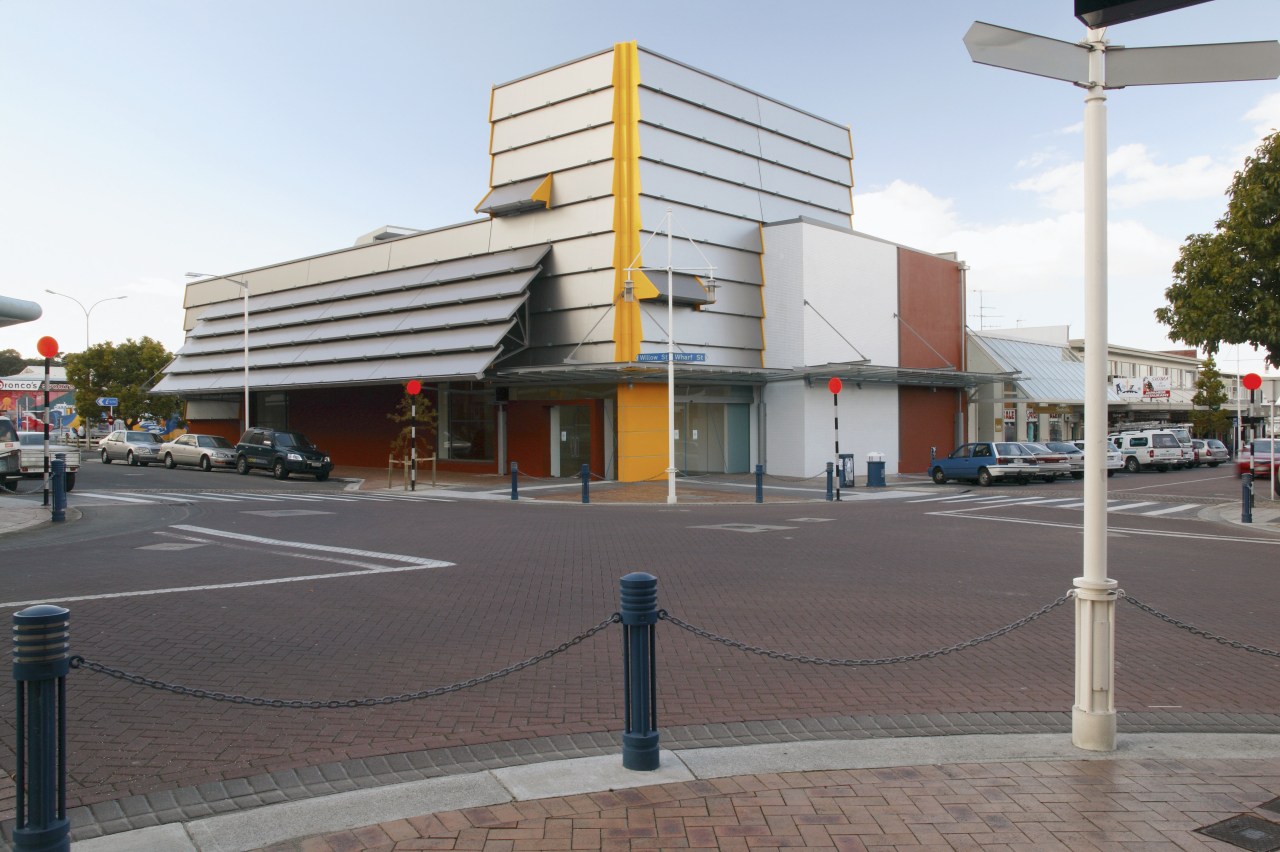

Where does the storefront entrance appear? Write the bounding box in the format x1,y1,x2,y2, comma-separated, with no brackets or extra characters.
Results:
549,404,592,477
675,401,750,474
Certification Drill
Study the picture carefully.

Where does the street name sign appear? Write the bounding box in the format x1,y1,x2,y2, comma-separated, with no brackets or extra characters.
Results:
96,397,118,407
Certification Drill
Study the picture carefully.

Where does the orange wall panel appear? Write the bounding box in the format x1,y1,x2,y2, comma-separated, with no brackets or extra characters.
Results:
617,383,667,482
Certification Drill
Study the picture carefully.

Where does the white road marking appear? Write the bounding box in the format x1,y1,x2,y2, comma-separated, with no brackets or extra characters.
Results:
1108,501,1158,512
1141,504,1200,516
71,491,155,503
925,511,1280,544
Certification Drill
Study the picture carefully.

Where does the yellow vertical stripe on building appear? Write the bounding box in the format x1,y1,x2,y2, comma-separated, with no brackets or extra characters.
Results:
610,41,652,363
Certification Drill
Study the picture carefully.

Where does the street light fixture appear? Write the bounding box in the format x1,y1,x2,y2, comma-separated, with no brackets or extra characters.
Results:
43,289,128,349
186,272,250,434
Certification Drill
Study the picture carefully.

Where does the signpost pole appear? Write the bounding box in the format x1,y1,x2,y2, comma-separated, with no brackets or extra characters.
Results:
963,14,1279,755
666,210,677,505
829,377,843,501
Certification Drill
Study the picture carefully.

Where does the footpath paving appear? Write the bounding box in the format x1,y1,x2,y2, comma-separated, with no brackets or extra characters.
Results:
4,477,1280,851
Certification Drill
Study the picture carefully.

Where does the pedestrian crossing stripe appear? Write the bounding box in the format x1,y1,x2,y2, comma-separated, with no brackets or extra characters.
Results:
913,493,1204,517
69,490,456,506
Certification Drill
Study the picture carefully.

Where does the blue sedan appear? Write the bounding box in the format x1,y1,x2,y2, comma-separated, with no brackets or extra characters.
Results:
930,442,1040,486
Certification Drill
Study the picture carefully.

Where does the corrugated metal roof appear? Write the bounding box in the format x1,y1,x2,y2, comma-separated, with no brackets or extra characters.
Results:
972,333,1122,403
154,245,549,394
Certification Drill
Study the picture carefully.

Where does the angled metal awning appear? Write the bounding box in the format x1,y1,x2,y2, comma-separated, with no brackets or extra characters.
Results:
474,174,553,217
153,244,550,395
498,360,1012,389
641,272,715,307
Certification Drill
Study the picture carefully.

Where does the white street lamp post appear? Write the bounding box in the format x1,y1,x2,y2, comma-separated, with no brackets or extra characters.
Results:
624,209,716,504
187,272,251,434
43,290,128,349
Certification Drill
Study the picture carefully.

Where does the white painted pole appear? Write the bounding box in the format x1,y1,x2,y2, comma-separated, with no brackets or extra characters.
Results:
1074,27,1118,753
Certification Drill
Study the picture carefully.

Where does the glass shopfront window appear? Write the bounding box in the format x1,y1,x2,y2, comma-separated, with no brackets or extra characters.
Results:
439,385,495,461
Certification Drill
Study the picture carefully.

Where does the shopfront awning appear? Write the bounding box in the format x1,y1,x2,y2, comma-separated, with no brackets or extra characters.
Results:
474,174,553,217
153,244,550,395
498,360,1014,388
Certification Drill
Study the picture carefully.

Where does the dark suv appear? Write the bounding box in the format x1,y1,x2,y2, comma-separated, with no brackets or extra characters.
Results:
235,427,333,481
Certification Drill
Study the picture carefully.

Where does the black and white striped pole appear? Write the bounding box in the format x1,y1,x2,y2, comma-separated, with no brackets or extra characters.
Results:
406,380,421,492
828,377,842,502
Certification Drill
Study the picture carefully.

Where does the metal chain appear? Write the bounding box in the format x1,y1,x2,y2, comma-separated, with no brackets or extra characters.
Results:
1119,593,1280,658
658,593,1074,667
69,614,620,709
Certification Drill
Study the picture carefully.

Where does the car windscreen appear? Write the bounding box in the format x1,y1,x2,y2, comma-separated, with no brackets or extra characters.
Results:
198,436,234,448
127,432,163,444
19,433,42,446
1046,442,1080,453
0,421,17,442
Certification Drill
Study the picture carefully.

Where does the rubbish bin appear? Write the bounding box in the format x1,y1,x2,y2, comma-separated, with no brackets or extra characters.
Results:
866,452,886,487
838,454,855,488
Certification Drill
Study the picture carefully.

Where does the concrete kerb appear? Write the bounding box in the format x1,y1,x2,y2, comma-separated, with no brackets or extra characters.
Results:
70,732,1280,852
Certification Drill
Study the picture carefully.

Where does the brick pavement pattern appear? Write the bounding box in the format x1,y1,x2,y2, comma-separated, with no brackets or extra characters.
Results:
259,757,1280,851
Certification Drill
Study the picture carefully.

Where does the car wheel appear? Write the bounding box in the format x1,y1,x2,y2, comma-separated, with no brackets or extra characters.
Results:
236,456,250,475
200,455,212,472
977,467,993,487
1040,474,1057,483
1124,457,1140,474
1156,465,1168,472
164,453,176,469
101,450,111,465
315,471,329,482
127,451,136,466
931,467,947,485
65,472,76,491
1107,470,1115,478
1071,471,1084,480
272,459,289,480
1209,462,1220,468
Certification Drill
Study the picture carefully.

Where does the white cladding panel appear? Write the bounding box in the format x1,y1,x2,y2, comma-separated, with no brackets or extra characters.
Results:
491,51,614,119
760,222,804,369
638,90,763,156
385,221,494,268
759,162,851,215
486,196,615,252
762,381,899,478
641,161,764,221
491,125,613,185
759,195,850,229
635,240,763,286
637,199,762,254
543,161,613,207
757,98,851,156
638,52,763,125
759,130,852,184
638,306,762,353
538,233,614,277
640,125,763,188
491,89,613,152
801,225,899,367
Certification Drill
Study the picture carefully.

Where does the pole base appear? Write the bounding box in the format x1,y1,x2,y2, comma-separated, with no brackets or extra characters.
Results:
12,818,70,852
622,731,660,771
1071,705,1116,752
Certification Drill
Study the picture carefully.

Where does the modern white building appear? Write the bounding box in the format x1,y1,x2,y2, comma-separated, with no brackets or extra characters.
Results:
155,43,1003,479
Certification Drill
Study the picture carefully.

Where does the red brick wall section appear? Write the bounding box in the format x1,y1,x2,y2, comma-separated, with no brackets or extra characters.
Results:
897,249,966,472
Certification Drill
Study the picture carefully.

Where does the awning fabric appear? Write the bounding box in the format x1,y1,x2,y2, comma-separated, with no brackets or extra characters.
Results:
153,244,549,394
474,174,553,216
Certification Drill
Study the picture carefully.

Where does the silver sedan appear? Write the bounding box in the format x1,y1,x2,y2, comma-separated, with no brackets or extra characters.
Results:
160,433,237,471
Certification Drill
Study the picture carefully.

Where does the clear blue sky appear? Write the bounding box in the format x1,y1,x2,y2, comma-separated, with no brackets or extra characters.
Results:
2,0,1276,375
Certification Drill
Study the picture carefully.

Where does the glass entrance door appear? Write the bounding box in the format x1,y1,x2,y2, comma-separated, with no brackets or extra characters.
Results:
552,405,591,477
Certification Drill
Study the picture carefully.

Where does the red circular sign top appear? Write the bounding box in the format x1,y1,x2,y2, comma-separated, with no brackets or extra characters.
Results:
406,380,422,395
1242,373,1262,391
827,377,843,394
36,336,59,358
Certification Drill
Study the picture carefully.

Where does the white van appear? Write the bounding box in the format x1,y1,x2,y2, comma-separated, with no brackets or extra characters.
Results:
1112,430,1184,473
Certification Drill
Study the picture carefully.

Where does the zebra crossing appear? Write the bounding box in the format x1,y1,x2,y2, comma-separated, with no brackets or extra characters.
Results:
906,492,1204,518
68,489,456,507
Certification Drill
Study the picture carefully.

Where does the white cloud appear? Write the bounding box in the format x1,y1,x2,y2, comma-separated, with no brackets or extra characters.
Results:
1245,91,1280,138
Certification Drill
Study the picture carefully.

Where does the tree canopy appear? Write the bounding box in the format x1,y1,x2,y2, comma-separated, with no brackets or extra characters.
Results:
1156,131,1280,368
62,337,179,428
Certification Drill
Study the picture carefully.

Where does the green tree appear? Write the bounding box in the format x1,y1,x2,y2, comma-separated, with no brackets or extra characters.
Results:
387,392,437,460
0,348,24,377
1156,131,1280,367
63,337,178,429
1188,356,1231,440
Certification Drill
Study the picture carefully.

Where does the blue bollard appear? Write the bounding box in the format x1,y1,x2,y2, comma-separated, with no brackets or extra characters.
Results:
825,461,834,501
12,605,71,852
1242,472,1253,523
619,572,659,771
510,461,519,501
50,456,66,523
755,464,763,504
581,464,590,504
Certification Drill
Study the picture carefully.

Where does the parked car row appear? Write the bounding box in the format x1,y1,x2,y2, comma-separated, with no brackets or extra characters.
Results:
17,431,80,490
1237,438,1277,480
929,433,1228,487
97,427,334,481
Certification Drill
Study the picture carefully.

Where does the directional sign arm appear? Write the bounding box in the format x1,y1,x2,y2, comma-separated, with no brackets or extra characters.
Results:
964,22,1090,85
1106,41,1280,87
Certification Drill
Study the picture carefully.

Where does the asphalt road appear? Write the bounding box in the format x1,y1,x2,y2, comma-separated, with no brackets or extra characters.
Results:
1,461,1277,820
